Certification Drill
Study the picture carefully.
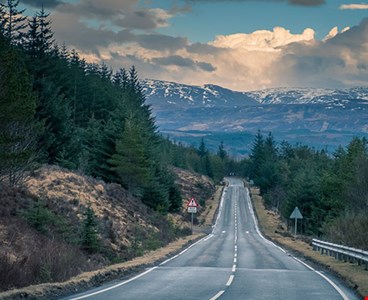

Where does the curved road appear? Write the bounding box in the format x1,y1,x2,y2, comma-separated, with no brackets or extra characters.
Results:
63,178,358,300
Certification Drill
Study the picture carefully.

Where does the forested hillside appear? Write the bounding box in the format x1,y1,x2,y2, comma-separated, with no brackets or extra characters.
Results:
0,1,230,209
242,131,368,249
0,1,231,291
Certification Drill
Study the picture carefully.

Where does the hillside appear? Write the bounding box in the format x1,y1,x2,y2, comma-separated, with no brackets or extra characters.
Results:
0,165,215,292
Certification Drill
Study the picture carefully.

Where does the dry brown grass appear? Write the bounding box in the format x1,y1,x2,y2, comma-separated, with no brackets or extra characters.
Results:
0,234,205,300
250,187,368,298
0,166,221,299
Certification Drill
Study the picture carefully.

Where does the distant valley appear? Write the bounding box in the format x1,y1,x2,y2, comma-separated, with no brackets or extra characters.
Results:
142,79,368,156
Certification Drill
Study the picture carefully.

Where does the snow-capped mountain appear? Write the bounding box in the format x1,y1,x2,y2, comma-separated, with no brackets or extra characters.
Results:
141,79,368,156
142,79,368,108
247,87,368,106
142,79,258,109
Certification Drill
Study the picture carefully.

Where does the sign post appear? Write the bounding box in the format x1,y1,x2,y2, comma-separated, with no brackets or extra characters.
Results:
187,198,198,232
289,206,303,236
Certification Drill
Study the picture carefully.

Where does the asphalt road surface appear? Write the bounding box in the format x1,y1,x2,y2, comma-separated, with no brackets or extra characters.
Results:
63,177,359,300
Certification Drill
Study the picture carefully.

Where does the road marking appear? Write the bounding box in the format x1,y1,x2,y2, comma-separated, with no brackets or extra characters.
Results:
232,264,236,272
234,253,237,257
226,275,235,286
246,231,249,234
234,258,237,263
293,257,349,300
222,230,226,233
209,290,225,300
69,267,158,300
159,254,179,266
246,188,350,300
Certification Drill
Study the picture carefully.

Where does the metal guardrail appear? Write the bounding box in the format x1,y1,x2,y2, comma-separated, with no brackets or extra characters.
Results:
312,239,368,270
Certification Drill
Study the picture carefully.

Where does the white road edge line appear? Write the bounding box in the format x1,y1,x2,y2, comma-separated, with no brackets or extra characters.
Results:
293,257,349,300
246,188,350,300
71,183,230,300
226,275,235,286
69,267,158,300
209,290,225,300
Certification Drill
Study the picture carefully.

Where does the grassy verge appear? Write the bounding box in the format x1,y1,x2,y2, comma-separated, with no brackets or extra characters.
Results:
0,185,224,300
250,187,368,299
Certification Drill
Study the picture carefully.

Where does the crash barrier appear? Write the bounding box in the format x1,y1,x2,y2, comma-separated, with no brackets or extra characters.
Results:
312,238,368,270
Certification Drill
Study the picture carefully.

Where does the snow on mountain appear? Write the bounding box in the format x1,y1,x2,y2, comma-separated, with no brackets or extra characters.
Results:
142,79,258,109
247,87,368,105
142,79,368,108
141,79,368,155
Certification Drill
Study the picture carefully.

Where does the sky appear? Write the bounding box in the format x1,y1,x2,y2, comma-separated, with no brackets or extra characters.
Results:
21,0,368,91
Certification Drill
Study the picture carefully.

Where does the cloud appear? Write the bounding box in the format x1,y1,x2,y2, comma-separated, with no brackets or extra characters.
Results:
185,0,325,6
22,0,64,8
340,4,368,10
55,0,173,31
47,0,367,91
151,55,216,72
210,27,315,52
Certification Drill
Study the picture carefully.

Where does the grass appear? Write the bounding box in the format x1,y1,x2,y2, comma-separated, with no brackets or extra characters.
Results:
250,187,368,298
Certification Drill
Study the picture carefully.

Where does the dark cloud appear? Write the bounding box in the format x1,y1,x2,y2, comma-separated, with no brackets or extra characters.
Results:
22,0,64,8
288,0,325,6
186,0,325,6
152,55,216,72
276,18,368,88
197,61,217,71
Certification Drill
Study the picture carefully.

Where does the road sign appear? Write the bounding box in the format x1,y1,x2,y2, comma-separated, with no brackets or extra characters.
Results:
290,207,303,219
290,206,303,236
188,198,198,207
187,198,198,232
188,206,197,213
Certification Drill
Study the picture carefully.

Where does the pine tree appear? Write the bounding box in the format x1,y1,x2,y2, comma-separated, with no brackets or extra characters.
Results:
217,141,227,160
1,0,26,45
81,207,100,253
0,34,40,186
109,116,150,194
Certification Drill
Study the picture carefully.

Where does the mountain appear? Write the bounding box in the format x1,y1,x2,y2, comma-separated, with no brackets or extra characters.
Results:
142,79,258,109
142,79,368,156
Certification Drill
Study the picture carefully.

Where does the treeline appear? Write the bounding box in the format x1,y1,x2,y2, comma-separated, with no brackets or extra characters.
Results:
242,131,368,249
0,1,230,214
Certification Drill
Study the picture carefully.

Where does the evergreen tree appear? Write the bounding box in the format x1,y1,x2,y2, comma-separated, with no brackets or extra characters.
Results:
109,116,150,194
217,141,227,160
0,0,26,45
0,34,40,186
81,207,100,253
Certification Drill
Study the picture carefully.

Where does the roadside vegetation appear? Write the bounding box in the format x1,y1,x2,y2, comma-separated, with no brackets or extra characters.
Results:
0,1,230,292
238,130,368,250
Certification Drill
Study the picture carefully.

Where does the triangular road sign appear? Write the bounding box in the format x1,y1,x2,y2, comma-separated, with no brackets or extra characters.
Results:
188,198,198,207
290,206,303,219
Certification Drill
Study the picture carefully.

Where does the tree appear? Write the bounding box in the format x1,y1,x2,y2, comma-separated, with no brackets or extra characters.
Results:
217,141,227,160
0,0,26,45
81,207,100,253
109,116,150,194
0,34,40,186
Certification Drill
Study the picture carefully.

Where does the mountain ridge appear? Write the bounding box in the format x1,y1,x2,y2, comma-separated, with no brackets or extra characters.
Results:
142,79,368,156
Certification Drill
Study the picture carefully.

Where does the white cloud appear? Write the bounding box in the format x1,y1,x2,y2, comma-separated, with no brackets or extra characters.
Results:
340,3,368,10
210,27,315,52
49,0,368,91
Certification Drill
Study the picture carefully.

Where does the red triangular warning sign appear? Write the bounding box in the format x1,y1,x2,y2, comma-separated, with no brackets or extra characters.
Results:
188,198,198,207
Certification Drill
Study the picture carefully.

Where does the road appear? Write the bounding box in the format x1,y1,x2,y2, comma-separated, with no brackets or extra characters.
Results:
63,178,358,300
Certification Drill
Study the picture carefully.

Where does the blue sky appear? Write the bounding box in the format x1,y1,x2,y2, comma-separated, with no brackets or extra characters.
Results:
151,0,368,42
21,0,368,91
